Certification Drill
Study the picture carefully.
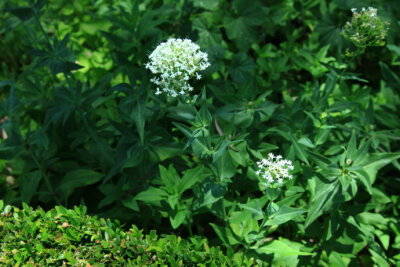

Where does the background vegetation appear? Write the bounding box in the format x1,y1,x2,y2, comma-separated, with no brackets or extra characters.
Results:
1,0,400,265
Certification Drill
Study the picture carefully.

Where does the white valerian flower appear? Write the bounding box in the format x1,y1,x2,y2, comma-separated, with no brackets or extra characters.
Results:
256,153,294,188
342,7,389,49
145,38,210,97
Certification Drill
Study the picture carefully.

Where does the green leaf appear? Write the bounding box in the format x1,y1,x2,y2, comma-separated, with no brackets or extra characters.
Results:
229,53,255,84
255,101,278,122
229,210,259,239
375,230,389,251
97,183,121,208
290,133,310,165
223,0,266,50
169,207,186,229
159,164,180,194
305,179,342,228
173,122,209,154
353,169,372,194
371,188,391,204
229,141,249,166
379,61,400,91
297,137,315,148
360,153,400,183
193,181,226,210
49,61,83,75
238,196,268,220
135,187,167,203
356,212,387,226
198,104,212,126
345,131,357,161
58,169,104,199
122,198,140,212
20,171,42,204
265,206,306,226
153,144,182,162
167,194,179,209
254,239,314,257
192,18,222,48
213,139,230,163
193,0,220,11
177,166,208,196
369,249,389,267
55,205,68,215
132,96,146,145
214,151,236,181
210,223,241,246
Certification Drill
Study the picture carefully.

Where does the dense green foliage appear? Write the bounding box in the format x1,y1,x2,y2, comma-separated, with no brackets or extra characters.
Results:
1,0,400,265
0,201,253,266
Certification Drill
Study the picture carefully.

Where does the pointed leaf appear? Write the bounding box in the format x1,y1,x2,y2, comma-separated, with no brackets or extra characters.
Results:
255,239,314,257
290,133,310,165
265,206,306,226
58,169,104,199
210,223,241,246
159,164,180,194
353,169,372,194
170,207,186,229
135,187,167,203
305,179,342,228
177,166,208,195
361,153,400,183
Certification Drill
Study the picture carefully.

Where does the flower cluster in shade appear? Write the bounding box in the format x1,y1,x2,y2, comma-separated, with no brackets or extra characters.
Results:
342,7,389,49
256,153,294,187
145,38,210,97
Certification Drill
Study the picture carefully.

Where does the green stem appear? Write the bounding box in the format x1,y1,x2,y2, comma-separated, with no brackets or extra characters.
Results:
187,222,193,236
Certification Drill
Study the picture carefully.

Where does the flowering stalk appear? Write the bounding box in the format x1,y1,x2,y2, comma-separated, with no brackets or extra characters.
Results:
145,38,210,97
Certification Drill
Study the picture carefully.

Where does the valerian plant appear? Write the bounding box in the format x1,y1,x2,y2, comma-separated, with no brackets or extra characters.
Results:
1,0,400,266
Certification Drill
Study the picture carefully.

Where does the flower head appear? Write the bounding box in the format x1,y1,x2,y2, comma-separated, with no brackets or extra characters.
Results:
145,38,210,97
342,7,389,49
256,153,294,188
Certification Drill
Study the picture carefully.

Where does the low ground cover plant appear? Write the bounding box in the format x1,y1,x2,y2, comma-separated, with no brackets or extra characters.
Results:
0,201,254,266
1,0,400,265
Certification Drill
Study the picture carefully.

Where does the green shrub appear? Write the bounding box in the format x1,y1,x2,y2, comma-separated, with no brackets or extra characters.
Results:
1,0,400,266
0,201,256,266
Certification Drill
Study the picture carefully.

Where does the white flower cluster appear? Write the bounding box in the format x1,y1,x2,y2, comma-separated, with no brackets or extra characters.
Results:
351,7,377,17
145,38,210,97
343,7,389,49
256,153,294,187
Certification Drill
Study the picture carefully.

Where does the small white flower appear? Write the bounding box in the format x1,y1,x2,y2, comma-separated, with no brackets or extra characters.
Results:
145,38,210,97
351,8,357,13
256,153,294,188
